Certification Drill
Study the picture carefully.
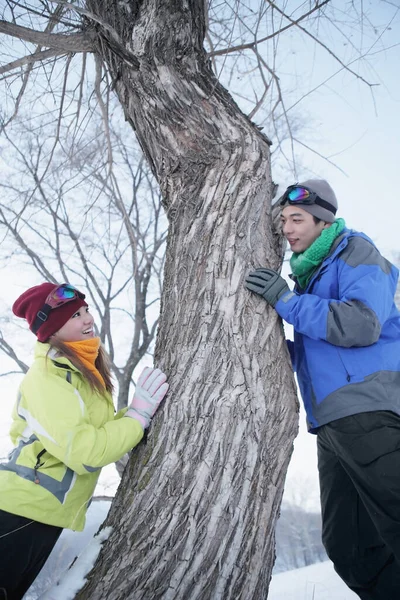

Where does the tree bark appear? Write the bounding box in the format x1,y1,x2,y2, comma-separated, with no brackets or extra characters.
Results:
76,1,299,598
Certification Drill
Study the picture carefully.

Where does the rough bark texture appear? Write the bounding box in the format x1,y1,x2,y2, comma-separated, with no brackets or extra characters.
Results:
76,1,299,598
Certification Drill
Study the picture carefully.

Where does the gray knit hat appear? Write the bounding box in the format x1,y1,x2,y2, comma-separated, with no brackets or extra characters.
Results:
281,179,338,223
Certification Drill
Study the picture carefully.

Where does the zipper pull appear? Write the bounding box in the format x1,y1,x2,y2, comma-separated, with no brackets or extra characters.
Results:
34,449,46,484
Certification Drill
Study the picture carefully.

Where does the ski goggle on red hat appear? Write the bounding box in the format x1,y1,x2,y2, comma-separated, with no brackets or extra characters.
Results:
279,185,337,215
31,284,85,335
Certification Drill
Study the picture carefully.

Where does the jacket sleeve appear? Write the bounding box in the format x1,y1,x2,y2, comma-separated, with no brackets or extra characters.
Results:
275,237,398,348
20,368,144,475
114,407,128,420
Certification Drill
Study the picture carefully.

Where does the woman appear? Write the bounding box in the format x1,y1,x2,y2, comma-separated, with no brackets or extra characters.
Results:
0,282,168,599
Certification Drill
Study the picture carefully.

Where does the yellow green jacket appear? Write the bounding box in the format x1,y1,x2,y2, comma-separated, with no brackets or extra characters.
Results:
0,342,143,531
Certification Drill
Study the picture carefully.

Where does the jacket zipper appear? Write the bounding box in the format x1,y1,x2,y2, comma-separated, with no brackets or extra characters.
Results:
34,449,46,484
336,350,351,382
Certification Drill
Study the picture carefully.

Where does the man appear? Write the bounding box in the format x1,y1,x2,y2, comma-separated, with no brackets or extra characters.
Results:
245,180,400,599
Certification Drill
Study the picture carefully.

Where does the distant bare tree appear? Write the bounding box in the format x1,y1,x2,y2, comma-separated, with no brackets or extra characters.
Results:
275,501,327,573
0,113,167,413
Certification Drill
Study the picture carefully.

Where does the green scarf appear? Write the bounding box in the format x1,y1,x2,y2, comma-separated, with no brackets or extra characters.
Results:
290,218,346,289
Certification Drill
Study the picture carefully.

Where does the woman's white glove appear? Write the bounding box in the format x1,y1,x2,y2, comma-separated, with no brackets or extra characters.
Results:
125,367,169,429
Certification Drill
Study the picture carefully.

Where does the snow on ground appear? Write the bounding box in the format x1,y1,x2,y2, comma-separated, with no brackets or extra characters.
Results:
268,560,358,599
24,501,358,600
40,527,112,600
39,557,358,600
23,501,112,599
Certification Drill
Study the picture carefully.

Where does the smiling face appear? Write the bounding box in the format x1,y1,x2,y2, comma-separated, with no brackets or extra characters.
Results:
52,306,95,342
281,205,331,253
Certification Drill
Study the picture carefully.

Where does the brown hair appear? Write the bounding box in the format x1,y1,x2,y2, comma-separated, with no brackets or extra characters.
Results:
47,339,114,394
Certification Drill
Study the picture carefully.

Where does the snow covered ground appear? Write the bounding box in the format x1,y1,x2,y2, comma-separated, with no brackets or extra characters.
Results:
23,502,112,600
269,561,358,599
24,500,358,600
33,555,358,600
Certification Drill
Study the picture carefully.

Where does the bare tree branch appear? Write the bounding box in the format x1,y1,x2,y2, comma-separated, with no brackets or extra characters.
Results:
0,20,94,52
265,0,378,87
293,137,347,175
0,333,28,373
0,48,67,76
208,0,330,58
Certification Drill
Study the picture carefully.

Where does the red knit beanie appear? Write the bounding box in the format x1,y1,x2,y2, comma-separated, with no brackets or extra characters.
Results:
12,283,88,342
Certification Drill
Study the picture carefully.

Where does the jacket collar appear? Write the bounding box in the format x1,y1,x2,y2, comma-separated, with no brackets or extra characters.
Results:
301,228,377,291
34,341,114,405
34,341,80,372
290,228,352,290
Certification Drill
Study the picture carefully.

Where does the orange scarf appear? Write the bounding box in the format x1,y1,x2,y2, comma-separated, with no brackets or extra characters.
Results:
64,337,105,388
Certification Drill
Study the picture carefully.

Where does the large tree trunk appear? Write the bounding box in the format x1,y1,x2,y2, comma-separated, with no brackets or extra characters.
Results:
77,2,298,598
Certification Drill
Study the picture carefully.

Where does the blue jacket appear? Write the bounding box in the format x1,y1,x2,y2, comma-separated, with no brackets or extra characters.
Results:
275,229,400,432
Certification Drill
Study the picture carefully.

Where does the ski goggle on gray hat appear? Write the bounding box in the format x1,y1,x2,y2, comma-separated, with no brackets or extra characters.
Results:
279,179,338,223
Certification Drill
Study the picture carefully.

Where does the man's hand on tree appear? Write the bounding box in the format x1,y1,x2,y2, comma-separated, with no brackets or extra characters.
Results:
245,268,290,307
125,367,169,429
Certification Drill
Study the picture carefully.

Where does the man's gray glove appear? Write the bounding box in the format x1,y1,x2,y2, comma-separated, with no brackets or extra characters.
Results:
245,268,289,307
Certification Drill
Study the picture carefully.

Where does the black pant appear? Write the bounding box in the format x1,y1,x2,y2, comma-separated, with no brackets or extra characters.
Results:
318,411,400,600
0,510,62,600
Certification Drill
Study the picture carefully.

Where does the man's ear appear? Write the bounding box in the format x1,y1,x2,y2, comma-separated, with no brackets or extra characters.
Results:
323,222,332,230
